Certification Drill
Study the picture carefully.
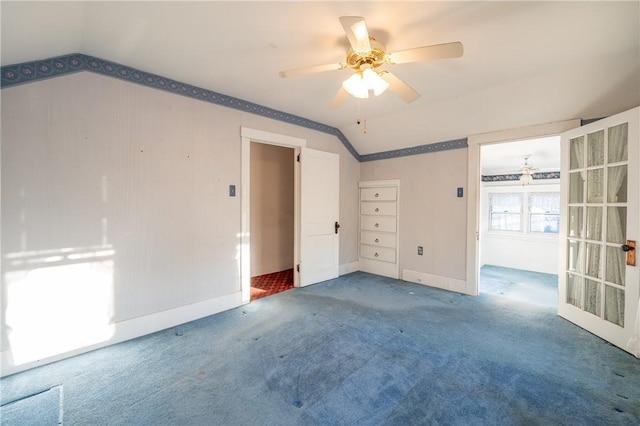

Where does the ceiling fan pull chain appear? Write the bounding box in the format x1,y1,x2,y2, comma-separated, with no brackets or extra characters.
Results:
363,100,367,134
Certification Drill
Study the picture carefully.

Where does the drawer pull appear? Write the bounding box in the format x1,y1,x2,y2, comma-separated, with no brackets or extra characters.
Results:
375,223,379,228
374,253,379,257
375,238,379,243
375,208,379,212
375,193,379,197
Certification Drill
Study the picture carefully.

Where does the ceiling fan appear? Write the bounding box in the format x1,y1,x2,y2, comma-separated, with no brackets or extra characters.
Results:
517,155,539,185
279,16,464,107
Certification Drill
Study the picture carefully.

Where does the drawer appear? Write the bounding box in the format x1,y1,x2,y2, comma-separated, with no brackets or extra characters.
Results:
361,215,396,232
360,202,396,216
360,187,397,201
360,244,396,263
361,231,396,248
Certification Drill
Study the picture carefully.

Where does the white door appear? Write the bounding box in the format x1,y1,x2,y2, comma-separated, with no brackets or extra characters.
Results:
558,107,639,357
299,147,340,287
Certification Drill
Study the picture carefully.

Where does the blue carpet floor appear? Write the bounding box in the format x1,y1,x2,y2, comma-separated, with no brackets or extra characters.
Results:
480,265,558,308
1,271,638,425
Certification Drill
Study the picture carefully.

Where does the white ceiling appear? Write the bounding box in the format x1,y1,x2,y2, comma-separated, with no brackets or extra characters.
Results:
2,1,639,168
481,136,560,176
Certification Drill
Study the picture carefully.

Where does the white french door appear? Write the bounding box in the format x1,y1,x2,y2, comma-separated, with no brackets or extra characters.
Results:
558,107,639,357
298,147,340,287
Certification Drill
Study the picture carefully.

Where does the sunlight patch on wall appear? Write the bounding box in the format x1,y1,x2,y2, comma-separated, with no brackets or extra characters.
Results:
3,246,115,365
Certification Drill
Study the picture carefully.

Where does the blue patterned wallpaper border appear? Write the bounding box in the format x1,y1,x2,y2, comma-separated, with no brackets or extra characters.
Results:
482,171,560,182
2,53,470,163
1,53,362,161
360,138,468,162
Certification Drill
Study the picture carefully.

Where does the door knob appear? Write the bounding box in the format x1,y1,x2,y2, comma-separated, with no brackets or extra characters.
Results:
623,240,636,266
335,221,340,234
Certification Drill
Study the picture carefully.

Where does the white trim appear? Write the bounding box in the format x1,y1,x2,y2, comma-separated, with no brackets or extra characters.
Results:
240,127,306,149
240,127,306,297
339,261,360,276
358,179,400,188
466,119,580,296
1,291,242,377
402,269,467,294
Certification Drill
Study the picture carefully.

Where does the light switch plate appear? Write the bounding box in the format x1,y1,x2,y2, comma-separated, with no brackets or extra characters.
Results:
229,185,236,197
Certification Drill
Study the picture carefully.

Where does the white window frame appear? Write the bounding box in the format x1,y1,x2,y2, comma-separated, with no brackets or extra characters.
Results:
489,192,523,232
488,190,560,235
528,192,560,234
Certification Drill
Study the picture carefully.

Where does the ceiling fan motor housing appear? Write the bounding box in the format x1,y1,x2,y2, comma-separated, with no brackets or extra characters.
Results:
346,38,386,71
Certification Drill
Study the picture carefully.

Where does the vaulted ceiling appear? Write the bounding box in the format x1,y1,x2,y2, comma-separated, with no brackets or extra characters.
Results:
2,1,639,164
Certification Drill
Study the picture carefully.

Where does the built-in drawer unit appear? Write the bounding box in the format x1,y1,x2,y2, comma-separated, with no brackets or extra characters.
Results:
360,231,396,248
359,180,400,279
360,187,397,201
360,245,396,263
360,202,397,216
361,216,397,233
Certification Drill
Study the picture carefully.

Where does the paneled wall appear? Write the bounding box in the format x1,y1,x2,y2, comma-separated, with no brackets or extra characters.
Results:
360,148,468,289
1,71,360,374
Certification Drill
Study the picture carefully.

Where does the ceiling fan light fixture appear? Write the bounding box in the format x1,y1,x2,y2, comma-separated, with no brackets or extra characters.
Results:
342,72,369,98
520,171,532,186
342,68,389,99
363,68,389,96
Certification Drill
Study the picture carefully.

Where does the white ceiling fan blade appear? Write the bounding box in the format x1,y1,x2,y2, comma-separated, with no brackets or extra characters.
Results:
279,62,345,78
387,42,463,65
380,71,421,103
329,87,350,108
339,16,371,54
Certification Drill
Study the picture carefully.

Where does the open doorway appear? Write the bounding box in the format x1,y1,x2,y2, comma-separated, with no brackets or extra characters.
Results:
249,142,295,301
478,136,561,307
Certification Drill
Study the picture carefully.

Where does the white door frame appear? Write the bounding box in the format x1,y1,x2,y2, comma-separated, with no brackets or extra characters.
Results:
240,127,306,303
466,119,580,296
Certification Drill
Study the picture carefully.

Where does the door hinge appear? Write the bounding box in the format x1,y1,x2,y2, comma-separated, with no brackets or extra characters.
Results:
296,264,300,273
297,153,300,162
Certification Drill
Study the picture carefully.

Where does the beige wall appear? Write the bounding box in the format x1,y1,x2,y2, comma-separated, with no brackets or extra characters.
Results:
250,143,295,276
1,71,360,372
360,148,468,281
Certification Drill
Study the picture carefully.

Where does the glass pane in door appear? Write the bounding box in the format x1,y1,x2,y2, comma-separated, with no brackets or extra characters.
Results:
568,206,584,238
584,279,601,317
605,246,626,285
569,172,584,203
587,130,604,166
567,273,582,307
606,207,626,244
586,207,602,240
570,136,584,169
607,165,627,203
604,286,625,327
567,240,583,273
608,123,628,162
587,169,604,203
585,243,603,279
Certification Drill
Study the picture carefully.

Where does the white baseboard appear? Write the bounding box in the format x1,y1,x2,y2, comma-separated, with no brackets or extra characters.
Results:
339,261,360,276
402,269,469,295
1,291,243,377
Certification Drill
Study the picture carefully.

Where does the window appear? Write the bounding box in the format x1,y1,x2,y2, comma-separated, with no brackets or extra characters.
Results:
489,191,560,234
529,192,560,233
489,193,522,231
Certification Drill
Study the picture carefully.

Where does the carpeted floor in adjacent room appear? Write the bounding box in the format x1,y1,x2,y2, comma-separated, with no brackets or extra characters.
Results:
1,271,638,425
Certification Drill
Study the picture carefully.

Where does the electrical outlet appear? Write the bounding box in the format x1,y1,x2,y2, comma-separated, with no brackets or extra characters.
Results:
418,246,423,255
